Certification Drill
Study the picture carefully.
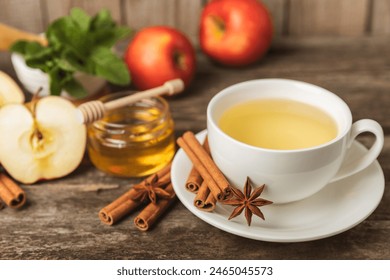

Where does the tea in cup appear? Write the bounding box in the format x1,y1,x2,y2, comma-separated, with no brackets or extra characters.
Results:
218,98,338,150
207,79,384,204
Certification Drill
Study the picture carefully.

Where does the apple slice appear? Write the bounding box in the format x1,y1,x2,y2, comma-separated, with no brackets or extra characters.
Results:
0,96,86,184
0,70,25,106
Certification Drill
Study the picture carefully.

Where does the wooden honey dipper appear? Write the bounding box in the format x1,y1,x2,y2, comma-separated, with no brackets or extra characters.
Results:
76,79,185,124
0,23,47,51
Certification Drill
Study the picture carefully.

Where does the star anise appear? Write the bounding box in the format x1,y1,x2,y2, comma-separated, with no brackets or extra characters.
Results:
132,174,171,204
223,177,273,226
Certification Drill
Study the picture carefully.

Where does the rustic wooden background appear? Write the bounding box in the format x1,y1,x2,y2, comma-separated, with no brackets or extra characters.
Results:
1,36,389,260
0,0,390,43
1,0,390,261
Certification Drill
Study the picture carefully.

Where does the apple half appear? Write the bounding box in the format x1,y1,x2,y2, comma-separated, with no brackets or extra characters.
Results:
0,96,86,184
0,71,25,106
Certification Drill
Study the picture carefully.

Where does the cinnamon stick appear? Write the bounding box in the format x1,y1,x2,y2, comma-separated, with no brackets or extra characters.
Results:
194,181,208,208
204,192,217,211
177,131,230,201
185,138,209,193
134,183,176,231
0,173,26,209
99,163,171,225
0,199,5,210
177,137,222,200
99,188,141,225
184,132,230,198
185,167,202,193
194,181,216,212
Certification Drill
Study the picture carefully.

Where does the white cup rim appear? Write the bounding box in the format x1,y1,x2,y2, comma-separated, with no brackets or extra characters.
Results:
207,78,353,153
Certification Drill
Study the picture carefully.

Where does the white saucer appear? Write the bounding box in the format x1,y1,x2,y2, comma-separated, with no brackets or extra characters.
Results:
171,130,385,242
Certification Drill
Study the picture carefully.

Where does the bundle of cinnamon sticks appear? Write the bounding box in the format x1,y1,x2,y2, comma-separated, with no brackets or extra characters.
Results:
100,131,233,231
99,163,176,231
0,173,26,210
177,131,231,212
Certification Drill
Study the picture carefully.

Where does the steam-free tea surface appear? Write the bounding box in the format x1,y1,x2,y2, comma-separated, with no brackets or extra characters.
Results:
218,99,338,150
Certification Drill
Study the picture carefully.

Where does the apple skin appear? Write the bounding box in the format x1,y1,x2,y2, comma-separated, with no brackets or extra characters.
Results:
199,0,273,66
124,26,196,90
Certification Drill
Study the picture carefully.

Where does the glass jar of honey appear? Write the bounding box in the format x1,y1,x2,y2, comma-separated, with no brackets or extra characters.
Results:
87,92,175,177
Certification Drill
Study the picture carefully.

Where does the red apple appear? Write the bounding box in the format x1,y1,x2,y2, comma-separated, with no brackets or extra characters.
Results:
124,26,196,90
199,0,273,66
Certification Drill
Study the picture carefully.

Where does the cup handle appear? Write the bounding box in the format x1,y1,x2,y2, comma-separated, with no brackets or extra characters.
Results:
330,119,384,183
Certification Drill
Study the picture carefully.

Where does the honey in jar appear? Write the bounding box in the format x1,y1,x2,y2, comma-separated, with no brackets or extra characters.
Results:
87,93,175,177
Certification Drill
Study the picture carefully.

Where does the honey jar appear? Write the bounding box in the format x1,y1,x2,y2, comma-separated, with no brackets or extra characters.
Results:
87,92,175,177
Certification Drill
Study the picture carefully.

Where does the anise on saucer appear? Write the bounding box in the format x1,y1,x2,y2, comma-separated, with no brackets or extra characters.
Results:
223,177,273,226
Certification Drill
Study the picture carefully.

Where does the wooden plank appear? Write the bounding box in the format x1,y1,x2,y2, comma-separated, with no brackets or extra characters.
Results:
288,0,370,36
174,0,204,43
43,0,121,26
262,0,287,36
123,0,203,45
371,0,390,35
0,0,44,33
123,0,176,30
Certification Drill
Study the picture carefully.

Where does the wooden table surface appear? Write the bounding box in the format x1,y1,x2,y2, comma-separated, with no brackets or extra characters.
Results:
0,37,389,260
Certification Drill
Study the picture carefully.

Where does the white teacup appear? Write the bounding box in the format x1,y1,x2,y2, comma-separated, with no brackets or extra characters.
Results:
207,79,384,204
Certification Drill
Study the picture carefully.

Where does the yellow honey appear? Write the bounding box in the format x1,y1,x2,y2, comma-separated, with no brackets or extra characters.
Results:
87,93,175,177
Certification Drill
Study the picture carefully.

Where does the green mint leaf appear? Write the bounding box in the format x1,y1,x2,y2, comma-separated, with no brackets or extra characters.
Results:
90,47,130,85
46,21,63,48
63,78,88,98
90,9,131,47
49,67,85,97
55,57,78,72
25,59,48,72
10,41,29,54
13,42,51,72
46,18,71,44
93,26,132,48
70,7,91,31
91,9,113,30
11,41,45,57
26,46,52,61
62,49,93,73
48,17,92,57
48,67,62,96
11,8,131,99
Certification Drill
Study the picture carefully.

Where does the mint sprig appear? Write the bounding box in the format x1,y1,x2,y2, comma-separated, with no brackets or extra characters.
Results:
11,8,131,98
